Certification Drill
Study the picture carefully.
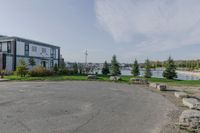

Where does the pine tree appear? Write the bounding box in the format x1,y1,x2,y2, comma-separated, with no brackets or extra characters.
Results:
131,59,140,76
78,63,84,75
102,61,110,75
53,63,59,73
144,59,152,78
29,57,36,68
73,63,78,74
110,55,121,76
163,57,177,79
60,60,66,70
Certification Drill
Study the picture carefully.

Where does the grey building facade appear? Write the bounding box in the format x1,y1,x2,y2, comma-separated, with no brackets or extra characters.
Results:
0,36,60,71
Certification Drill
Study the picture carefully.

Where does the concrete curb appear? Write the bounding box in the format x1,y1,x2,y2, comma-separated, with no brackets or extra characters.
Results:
0,79,10,82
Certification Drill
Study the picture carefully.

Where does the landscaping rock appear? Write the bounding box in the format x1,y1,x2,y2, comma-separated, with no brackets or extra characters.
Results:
149,83,159,88
87,75,97,80
157,84,167,91
109,76,121,81
175,92,188,99
179,110,200,130
129,78,148,84
182,98,200,110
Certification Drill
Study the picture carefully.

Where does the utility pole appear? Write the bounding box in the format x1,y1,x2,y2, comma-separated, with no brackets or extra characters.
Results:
85,49,88,66
84,49,88,74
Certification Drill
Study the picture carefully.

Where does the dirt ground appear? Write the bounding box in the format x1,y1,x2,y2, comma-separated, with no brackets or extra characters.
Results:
147,85,200,133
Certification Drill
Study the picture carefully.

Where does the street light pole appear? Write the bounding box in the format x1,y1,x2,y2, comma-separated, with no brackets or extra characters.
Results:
84,50,88,74
85,49,88,66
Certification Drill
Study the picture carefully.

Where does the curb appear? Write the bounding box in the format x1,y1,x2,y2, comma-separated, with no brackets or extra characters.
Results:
0,79,10,82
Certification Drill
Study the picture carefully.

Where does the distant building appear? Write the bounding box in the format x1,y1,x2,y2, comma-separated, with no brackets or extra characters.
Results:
0,36,60,71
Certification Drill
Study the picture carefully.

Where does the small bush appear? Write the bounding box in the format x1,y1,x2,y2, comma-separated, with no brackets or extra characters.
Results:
15,58,28,77
15,66,28,77
58,69,78,75
53,64,59,73
28,66,54,77
58,69,68,75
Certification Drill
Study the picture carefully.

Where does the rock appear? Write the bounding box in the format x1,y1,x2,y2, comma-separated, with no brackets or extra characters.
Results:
87,75,97,80
179,110,200,130
175,92,188,99
109,76,121,81
129,78,148,84
182,98,200,110
157,84,167,91
149,83,159,88
149,83,167,91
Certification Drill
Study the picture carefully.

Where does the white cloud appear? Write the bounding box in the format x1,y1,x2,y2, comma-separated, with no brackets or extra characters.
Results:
95,0,200,53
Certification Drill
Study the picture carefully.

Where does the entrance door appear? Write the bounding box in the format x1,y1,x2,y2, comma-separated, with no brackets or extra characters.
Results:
41,61,46,68
0,53,6,70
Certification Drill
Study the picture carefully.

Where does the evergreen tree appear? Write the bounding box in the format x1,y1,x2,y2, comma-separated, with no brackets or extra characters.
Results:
163,57,177,79
73,63,78,74
78,63,84,75
60,60,66,70
53,63,59,73
144,59,152,78
102,61,110,75
29,57,36,68
131,59,140,76
110,55,121,76
19,58,27,66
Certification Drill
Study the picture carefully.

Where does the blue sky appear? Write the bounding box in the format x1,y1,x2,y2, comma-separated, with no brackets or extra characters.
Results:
1,0,200,63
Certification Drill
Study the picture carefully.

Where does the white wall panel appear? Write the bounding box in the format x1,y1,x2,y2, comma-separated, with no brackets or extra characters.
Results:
16,57,51,69
16,41,25,56
2,42,7,52
29,44,51,58
56,49,58,59
6,56,13,71
54,60,58,65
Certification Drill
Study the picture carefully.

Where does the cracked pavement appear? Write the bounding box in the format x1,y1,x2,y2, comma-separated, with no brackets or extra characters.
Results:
0,81,176,133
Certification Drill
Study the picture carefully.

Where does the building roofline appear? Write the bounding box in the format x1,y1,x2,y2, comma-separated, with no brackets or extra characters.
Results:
0,36,60,48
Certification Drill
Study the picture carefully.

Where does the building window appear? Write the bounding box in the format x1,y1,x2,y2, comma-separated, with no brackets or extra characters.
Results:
50,60,54,67
50,48,54,58
25,44,29,56
54,49,56,58
0,42,2,52
25,44,29,51
32,46,37,52
42,48,46,53
7,42,11,53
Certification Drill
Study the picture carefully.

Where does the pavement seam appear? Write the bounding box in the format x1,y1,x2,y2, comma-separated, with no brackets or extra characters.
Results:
71,109,101,133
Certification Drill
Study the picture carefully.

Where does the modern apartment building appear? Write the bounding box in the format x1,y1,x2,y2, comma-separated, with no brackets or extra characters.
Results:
0,36,60,71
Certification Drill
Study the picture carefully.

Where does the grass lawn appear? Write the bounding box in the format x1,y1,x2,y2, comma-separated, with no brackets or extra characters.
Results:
4,75,200,86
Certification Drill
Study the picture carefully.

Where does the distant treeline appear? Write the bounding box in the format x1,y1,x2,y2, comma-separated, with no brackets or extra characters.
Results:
138,60,200,71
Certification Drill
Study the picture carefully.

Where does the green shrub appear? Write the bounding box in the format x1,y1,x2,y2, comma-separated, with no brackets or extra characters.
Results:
102,61,110,75
58,69,78,75
15,66,28,77
28,66,54,77
53,63,59,73
58,69,68,75
15,58,28,77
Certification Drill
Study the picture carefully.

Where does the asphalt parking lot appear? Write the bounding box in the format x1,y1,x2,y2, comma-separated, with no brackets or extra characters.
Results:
0,81,176,133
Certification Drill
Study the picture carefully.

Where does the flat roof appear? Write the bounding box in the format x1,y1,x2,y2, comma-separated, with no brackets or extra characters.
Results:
0,36,60,48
